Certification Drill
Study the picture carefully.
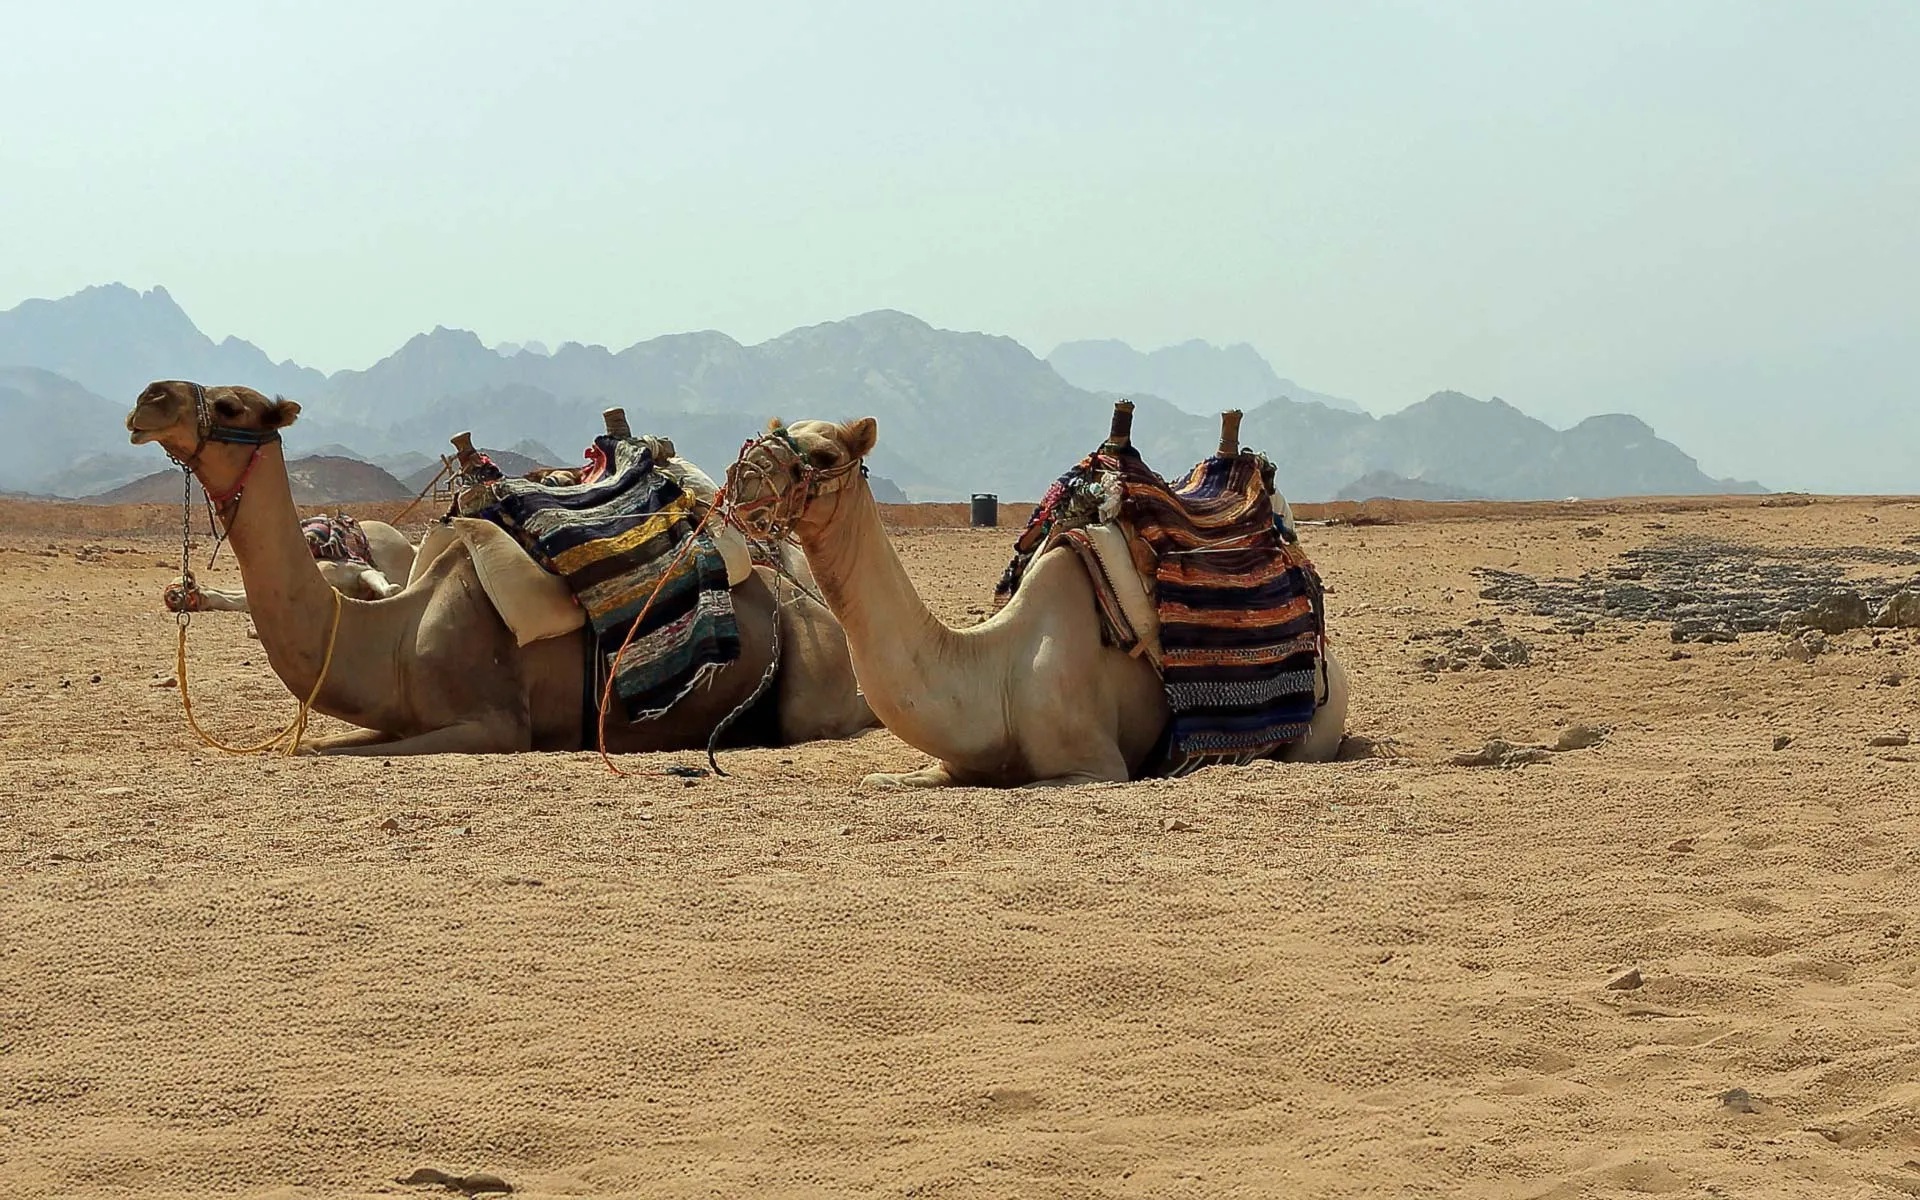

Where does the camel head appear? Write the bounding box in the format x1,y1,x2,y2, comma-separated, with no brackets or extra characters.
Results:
127,381,301,497
725,417,877,537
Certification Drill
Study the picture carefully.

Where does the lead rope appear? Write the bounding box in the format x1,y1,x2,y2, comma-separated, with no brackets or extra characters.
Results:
177,588,344,756
171,447,344,756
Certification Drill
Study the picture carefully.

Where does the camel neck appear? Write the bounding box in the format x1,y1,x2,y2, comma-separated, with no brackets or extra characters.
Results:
797,483,975,741
205,443,348,703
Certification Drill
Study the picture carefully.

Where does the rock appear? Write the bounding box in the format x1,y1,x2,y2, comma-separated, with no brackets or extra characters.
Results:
1880,671,1906,687
1773,735,1792,751
1868,732,1911,747
1605,968,1644,991
1481,637,1532,668
1162,818,1198,833
1873,592,1920,628
151,676,178,689
1777,630,1828,663
1554,723,1610,752
1672,619,1737,644
1786,591,1872,634
1668,649,1692,661
396,1168,512,1194
1720,1087,1762,1114
1576,525,1606,539
1452,740,1515,767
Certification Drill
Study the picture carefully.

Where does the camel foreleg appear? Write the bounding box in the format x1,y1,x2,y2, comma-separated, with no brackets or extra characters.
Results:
310,718,531,756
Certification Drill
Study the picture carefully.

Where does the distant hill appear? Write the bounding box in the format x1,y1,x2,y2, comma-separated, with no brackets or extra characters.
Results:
1333,471,1488,502
1048,338,1367,415
90,455,410,505
5,283,1765,503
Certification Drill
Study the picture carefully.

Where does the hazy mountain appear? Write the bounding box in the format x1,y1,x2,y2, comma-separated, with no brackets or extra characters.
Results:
3,284,1762,503
0,367,149,497
1048,338,1367,415
1333,471,1489,502
0,284,326,404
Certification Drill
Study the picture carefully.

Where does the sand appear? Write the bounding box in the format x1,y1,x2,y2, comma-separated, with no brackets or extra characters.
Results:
2,497,1916,1198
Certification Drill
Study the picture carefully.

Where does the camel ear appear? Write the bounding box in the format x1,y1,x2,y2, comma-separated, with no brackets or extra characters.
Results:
842,417,878,459
262,397,302,428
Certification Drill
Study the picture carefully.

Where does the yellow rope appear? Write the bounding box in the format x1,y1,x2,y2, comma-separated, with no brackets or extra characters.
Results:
176,588,344,756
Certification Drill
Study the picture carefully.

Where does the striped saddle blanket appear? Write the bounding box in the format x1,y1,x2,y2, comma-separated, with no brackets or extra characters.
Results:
994,443,1325,775
302,514,373,566
456,434,740,722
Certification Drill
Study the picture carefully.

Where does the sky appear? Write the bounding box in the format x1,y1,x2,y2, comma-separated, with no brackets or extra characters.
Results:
2,0,1915,491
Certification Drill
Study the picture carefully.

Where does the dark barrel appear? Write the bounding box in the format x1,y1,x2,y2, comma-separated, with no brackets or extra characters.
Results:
970,493,998,527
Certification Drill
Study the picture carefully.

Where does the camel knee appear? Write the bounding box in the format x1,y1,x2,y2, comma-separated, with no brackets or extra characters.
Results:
1284,647,1350,763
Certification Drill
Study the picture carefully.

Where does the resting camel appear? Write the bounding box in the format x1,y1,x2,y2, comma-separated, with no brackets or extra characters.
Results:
127,381,875,755
725,416,1350,788
170,516,416,610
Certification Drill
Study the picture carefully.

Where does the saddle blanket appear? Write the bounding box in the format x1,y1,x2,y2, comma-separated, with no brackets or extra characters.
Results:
302,514,373,566
457,434,741,722
995,441,1325,775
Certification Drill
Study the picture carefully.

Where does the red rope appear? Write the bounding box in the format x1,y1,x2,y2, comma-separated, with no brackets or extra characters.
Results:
595,488,726,776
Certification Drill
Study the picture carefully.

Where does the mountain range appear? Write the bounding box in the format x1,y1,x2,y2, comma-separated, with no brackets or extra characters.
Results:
1047,338,1368,415
0,283,1763,503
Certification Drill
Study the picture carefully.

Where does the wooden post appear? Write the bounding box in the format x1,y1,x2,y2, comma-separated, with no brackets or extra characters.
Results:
1105,399,1135,448
602,407,631,439
450,431,478,468
1218,409,1243,456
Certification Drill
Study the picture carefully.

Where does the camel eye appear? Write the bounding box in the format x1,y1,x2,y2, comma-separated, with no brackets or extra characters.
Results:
214,398,243,419
807,448,836,468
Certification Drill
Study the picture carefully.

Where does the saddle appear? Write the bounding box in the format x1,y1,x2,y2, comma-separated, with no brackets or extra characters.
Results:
994,403,1326,774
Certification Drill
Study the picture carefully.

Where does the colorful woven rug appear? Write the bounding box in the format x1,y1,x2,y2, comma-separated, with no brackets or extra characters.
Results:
456,434,740,721
994,442,1325,775
301,514,373,565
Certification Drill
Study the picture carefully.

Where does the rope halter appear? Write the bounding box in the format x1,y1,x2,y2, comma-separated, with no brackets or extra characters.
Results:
723,424,867,538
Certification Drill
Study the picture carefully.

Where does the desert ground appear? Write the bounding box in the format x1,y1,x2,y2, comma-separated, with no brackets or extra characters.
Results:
2,494,1917,1199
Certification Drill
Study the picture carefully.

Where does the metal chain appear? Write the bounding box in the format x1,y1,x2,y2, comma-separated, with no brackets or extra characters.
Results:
176,466,195,630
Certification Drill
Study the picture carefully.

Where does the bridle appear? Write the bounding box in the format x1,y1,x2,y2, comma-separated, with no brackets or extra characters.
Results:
164,381,282,518
159,382,282,607
723,424,867,539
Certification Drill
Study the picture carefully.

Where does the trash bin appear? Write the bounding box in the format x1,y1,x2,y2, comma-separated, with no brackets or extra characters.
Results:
970,493,998,528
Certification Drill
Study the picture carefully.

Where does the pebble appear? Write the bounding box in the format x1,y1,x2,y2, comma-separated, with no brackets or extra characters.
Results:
1605,968,1644,991
1773,735,1793,751
1868,732,1911,747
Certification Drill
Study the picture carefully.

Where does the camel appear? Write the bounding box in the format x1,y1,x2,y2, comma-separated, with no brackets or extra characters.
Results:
127,381,875,755
169,517,415,611
725,414,1350,788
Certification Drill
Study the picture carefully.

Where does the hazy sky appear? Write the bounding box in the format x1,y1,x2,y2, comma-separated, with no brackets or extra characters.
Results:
3,1,1915,490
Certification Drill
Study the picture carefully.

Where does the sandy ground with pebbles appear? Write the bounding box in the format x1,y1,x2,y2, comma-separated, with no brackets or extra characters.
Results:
2,496,1917,1199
